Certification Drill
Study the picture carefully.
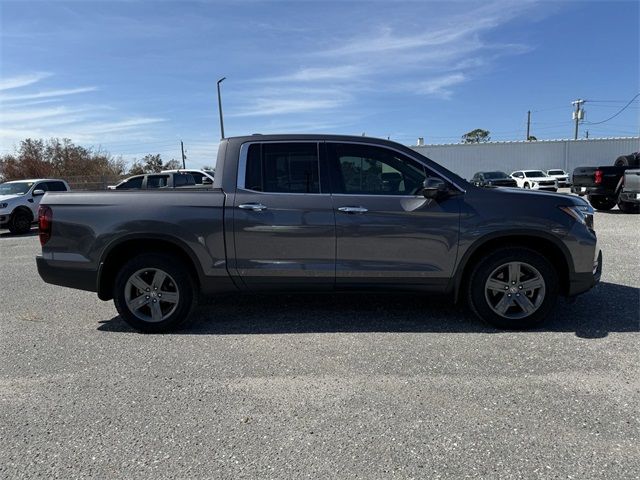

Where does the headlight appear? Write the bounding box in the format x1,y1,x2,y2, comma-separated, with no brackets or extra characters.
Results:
560,205,594,229
0,202,7,209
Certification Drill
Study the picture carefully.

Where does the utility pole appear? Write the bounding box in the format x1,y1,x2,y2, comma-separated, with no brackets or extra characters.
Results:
572,99,585,140
217,77,226,139
180,140,186,169
526,110,531,140
585,130,589,139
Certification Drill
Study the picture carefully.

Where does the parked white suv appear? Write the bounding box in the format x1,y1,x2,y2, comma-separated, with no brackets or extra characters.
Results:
546,169,571,187
510,170,558,191
0,179,70,234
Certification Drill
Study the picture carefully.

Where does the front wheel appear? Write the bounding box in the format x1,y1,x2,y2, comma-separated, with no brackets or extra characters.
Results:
113,253,197,333
523,183,530,189
8,211,32,234
466,248,558,329
617,199,640,214
587,195,616,211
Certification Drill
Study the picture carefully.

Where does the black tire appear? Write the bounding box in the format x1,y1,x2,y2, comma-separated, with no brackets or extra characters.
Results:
113,253,197,333
617,199,640,214
614,154,640,168
587,195,616,211
8,210,32,234
466,247,559,329
523,183,530,189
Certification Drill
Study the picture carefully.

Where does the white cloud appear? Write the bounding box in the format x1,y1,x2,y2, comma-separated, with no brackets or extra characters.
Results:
0,73,52,91
0,74,165,152
0,86,98,102
241,0,538,109
413,73,467,98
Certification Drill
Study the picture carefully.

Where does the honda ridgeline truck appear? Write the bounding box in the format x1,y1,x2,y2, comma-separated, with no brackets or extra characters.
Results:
36,135,602,332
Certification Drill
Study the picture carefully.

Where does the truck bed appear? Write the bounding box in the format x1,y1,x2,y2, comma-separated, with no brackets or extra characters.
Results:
38,189,230,293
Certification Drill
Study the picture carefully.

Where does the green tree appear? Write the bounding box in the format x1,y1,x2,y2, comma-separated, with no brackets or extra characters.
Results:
0,138,125,181
163,159,182,170
461,129,491,144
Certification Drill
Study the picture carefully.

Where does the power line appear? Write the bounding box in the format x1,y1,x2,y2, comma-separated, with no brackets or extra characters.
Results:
585,93,640,125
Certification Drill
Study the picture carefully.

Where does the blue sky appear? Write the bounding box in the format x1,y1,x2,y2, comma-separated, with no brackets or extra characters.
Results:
1,0,638,168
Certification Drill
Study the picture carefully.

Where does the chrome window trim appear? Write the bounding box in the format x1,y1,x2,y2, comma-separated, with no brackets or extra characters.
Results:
237,141,323,194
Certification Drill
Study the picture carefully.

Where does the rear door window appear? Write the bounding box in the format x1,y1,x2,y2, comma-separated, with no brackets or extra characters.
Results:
245,143,320,193
146,175,170,189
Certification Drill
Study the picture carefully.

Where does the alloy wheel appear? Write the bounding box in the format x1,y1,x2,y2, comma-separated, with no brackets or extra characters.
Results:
124,268,180,323
484,261,546,320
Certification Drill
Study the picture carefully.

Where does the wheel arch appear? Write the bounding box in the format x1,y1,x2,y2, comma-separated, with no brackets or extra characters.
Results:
452,232,573,302
97,235,203,301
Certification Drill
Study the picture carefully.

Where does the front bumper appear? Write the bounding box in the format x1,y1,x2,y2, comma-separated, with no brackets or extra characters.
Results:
620,192,640,204
568,250,602,297
36,255,98,292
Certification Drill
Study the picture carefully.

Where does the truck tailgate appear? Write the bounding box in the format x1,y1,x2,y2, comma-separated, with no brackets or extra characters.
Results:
571,167,597,187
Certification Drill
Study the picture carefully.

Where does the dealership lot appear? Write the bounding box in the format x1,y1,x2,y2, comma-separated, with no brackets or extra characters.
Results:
0,210,638,478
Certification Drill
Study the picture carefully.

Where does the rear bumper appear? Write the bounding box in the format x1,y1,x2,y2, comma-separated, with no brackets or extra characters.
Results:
36,255,98,292
568,250,602,297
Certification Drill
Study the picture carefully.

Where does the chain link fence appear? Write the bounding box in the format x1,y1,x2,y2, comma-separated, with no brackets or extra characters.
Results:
64,175,126,190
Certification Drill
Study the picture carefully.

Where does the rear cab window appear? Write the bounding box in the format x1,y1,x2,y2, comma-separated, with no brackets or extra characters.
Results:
244,143,320,193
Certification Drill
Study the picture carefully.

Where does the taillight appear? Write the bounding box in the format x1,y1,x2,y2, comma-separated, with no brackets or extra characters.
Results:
594,169,603,185
38,205,52,246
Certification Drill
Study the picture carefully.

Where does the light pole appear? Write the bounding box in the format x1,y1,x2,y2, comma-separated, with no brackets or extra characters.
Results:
217,77,226,139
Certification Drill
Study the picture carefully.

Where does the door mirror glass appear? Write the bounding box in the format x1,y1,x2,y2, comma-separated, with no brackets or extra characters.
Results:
422,177,448,199
32,189,45,196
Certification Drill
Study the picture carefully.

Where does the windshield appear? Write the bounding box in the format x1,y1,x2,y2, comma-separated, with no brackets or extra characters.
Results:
547,170,565,175
0,182,33,195
525,171,547,178
483,171,509,179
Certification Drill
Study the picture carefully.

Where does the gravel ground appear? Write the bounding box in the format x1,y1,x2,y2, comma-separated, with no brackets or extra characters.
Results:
0,208,638,479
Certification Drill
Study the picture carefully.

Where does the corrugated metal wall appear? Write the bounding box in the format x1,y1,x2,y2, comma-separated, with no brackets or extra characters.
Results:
410,137,640,180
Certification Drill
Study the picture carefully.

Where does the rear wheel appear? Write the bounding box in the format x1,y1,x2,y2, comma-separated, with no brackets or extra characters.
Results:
587,194,616,211
467,248,558,329
8,210,32,234
113,253,197,333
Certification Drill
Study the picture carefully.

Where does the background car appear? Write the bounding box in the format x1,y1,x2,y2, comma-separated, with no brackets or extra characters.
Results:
0,179,70,234
109,172,197,190
470,171,518,188
160,168,214,186
546,169,571,187
510,170,558,191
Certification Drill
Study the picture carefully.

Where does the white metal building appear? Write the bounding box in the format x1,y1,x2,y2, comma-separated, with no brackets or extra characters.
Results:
409,137,640,180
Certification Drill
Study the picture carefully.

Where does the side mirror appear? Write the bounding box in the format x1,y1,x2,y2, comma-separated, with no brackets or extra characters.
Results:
202,177,213,185
32,189,45,197
422,177,448,199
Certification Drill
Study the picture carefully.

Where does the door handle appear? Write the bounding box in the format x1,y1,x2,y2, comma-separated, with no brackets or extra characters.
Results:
338,206,368,214
238,203,268,212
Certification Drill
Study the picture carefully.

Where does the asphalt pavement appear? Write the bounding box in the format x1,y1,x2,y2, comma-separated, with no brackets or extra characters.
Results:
0,209,638,479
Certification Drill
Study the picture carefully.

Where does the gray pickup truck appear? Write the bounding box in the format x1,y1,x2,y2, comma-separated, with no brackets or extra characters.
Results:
37,134,602,332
